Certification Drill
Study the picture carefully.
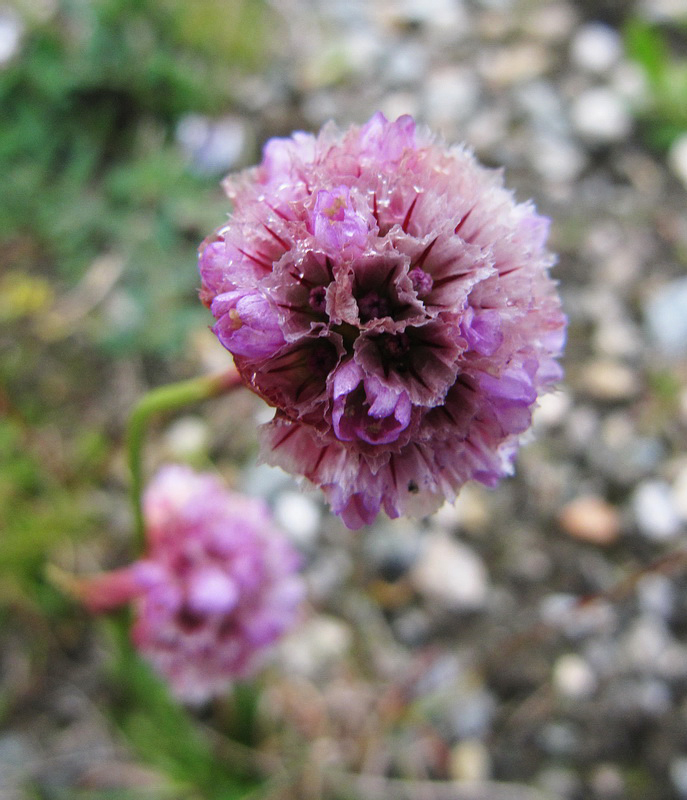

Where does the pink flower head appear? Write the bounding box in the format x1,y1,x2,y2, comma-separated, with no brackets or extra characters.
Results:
80,466,305,703
199,113,567,529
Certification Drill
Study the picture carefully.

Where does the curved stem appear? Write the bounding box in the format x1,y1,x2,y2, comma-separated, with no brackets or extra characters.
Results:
127,366,243,545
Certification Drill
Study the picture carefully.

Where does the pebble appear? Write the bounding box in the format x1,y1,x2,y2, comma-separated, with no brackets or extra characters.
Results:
626,678,672,715
516,80,569,136
464,106,510,153
392,607,431,646
163,416,209,460
532,389,572,429
593,317,642,359
644,0,687,23
278,615,352,677
539,722,579,756
583,638,620,680
447,687,496,739
336,30,382,76
424,67,480,127
637,573,675,620
242,463,293,500
578,359,639,402
301,43,353,90
411,533,488,610
570,23,622,74
307,549,353,603
176,114,249,175
432,485,491,534
632,480,682,540
588,417,664,484
521,3,576,42
589,763,625,799
0,734,34,796
383,40,428,86
644,276,687,358
301,90,340,126
478,43,550,86
564,405,600,453
510,544,552,582
529,134,587,183
0,9,23,66
552,653,597,699
623,614,671,671
449,739,491,782
537,766,581,799
274,491,321,548
611,61,649,106
414,651,462,695
540,594,617,638
379,92,419,124
558,495,621,545
363,520,422,582
570,87,632,143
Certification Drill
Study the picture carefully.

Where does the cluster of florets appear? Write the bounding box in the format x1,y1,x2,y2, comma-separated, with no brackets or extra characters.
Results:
199,112,566,528
80,466,304,703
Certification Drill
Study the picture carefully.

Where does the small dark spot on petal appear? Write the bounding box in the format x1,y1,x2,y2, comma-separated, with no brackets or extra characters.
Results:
308,285,327,314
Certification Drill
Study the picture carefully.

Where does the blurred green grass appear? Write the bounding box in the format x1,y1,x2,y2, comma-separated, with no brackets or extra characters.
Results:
0,2,274,796
624,15,687,151
1,0,267,357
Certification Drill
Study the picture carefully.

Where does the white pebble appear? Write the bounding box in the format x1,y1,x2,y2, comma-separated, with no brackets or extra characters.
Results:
274,491,321,547
642,0,687,23
632,480,682,540
553,654,597,699
379,92,419,124
570,87,632,142
425,67,480,126
533,390,572,429
278,615,352,677
412,534,488,610
645,276,687,358
450,740,491,782
570,23,622,74
0,10,23,66
163,416,209,459
529,135,587,183
623,614,671,670
384,41,428,85
176,114,247,175
669,134,687,190
637,573,675,619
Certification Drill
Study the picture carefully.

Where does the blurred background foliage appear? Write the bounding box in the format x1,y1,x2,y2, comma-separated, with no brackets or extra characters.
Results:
624,16,687,151
1,0,268,357
1,1,273,796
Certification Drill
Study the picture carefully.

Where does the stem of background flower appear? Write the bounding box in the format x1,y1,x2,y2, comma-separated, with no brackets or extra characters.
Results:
127,366,243,545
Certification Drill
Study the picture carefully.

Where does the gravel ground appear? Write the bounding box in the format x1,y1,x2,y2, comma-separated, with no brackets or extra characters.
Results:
4,0,687,798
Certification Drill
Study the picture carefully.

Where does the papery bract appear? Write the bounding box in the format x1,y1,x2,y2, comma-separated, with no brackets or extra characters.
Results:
80,465,304,703
199,112,567,529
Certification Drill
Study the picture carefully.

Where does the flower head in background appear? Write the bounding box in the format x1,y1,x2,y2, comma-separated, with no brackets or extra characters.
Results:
80,465,305,703
199,113,566,529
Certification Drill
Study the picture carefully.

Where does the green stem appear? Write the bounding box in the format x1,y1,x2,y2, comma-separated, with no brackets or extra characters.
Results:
127,368,243,545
